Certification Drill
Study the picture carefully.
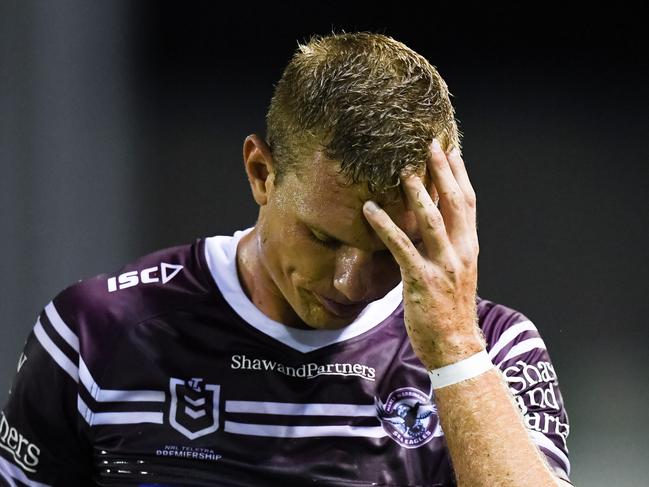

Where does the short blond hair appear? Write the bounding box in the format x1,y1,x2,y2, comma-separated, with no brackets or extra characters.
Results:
265,30,462,200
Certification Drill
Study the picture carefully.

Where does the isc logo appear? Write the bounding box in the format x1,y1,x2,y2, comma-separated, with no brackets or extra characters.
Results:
107,262,184,292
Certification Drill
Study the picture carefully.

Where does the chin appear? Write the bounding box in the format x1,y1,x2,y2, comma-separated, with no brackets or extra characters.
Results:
309,307,359,331
307,318,351,331
297,304,352,331
293,287,356,330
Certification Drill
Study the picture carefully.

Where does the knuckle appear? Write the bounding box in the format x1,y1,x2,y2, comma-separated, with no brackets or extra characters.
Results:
460,242,479,264
390,232,411,251
444,190,463,210
402,174,422,190
433,156,447,170
424,212,443,231
400,177,415,189
459,252,474,267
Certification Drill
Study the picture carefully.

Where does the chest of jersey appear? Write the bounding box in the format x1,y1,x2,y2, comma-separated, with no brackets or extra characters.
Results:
84,307,456,486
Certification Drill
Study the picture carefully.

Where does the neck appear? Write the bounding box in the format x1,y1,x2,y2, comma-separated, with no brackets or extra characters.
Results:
235,227,310,329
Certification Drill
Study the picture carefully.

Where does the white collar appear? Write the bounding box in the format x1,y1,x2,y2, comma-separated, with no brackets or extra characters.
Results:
203,227,403,353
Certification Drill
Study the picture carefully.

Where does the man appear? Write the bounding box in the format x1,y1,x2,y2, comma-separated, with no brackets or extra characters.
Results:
0,32,572,486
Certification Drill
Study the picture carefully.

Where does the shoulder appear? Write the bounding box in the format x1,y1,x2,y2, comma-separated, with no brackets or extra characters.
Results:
43,237,217,370
476,296,550,367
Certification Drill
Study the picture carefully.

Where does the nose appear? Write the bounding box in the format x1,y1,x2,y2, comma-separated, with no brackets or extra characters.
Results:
333,246,373,303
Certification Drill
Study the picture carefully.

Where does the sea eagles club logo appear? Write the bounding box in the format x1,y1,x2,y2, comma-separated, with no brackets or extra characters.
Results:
169,377,220,440
375,387,441,448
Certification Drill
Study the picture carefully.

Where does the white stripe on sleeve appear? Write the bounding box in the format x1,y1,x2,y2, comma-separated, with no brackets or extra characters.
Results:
0,456,52,487
33,318,79,382
488,320,537,360
528,429,571,476
497,338,547,367
44,301,79,352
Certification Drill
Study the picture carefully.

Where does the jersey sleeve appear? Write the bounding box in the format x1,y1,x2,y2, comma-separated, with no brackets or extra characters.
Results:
482,305,572,484
0,296,92,486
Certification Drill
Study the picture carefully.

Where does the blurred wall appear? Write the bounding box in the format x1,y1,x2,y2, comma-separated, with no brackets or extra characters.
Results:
1,3,139,376
1,2,647,485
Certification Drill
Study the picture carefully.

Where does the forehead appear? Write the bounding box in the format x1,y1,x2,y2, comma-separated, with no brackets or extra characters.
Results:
288,150,419,244
294,150,389,210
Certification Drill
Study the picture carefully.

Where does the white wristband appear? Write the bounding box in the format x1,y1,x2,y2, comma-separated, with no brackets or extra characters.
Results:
428,350,494,389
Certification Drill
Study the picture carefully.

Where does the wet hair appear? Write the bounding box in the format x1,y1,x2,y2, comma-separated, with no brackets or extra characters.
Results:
265,30,462,202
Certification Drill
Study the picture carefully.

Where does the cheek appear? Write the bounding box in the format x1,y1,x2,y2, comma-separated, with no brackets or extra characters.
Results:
264,232,333,284
290,242,335,280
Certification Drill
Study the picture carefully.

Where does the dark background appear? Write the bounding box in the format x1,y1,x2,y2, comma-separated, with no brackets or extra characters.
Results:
1,2,647,485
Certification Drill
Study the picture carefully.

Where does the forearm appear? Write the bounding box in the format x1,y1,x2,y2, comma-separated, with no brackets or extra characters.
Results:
363,142,568,486
436,365,560,486
425,334,560,487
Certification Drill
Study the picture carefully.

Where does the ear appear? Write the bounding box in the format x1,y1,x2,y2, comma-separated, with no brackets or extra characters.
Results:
243,134,275,206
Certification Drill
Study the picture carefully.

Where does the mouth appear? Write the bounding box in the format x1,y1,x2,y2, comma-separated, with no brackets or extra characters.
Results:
312,292,370,318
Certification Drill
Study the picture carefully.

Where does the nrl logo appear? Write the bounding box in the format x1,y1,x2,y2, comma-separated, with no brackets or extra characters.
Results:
169,377,220,440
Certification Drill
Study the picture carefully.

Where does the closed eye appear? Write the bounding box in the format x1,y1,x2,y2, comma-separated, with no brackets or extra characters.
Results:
309,229,341,249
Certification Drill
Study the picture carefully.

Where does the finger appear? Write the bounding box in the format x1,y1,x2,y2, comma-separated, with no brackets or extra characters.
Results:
428,138,467,239
362,200,422,273
400,172,450,257
444,148,480,258
446,147,477,222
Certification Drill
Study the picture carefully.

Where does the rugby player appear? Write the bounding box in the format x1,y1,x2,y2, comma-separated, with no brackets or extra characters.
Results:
0,32,572,486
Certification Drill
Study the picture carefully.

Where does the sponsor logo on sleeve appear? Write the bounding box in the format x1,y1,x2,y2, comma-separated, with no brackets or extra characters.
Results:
107,262,183,292
503,360,570,447
0,411,41,472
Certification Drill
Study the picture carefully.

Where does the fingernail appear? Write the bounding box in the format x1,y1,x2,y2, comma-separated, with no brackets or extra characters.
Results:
449,147,460,158
432,138,442,153
364,200,380,213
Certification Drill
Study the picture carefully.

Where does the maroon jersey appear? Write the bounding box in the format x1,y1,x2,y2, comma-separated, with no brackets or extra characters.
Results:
0,227,572,486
